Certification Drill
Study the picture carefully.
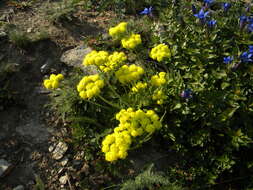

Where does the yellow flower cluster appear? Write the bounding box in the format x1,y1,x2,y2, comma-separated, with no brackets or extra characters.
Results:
100,52,127,72
77,74,104,99
43,74,64,89
115,64,144,84
150,44,171,62
109,22,128,38
83,51,127,72
131,82,148,93
102,108,162,162
152,89,167,105
121,34,142,49
83,50,109,67
151,72,167,86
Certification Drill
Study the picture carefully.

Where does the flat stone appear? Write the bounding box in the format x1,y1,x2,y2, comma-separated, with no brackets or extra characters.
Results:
60,45,98,74
13,185,25,190
59,174,68,185
0,159,11,177
52,142,68,160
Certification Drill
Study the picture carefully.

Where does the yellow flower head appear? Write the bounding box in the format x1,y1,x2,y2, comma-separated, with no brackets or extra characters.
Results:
151,72,167,86
83,50,109,67
121,34,142,49
150,44,171,62
109,22,128,38
152,89,167,105
43,74,64,90
99,51,127,72
131,82,148,93
77,74,104,99
115,64,144,84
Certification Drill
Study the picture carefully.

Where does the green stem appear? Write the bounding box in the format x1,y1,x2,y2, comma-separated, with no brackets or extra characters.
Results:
98,95,121,110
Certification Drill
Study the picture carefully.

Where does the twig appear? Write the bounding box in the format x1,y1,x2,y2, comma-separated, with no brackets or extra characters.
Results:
66,173,74,190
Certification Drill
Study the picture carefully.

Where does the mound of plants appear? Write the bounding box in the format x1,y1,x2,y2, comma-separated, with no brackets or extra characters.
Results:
45,0,253,189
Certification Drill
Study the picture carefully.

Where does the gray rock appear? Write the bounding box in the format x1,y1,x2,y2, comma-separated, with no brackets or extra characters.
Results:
52,142,68,160
0,159,11,177
60,45,98,74
13,185,25,190
59,174,68,185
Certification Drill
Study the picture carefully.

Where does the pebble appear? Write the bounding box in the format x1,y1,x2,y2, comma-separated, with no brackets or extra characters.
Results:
60,157,68,167
0,159,11,177
59,174,68,185
52,142,68,160
13,185,24,190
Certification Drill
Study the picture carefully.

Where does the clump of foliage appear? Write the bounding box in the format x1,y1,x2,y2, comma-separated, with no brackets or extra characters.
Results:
46,0,253,189
120,164,183,190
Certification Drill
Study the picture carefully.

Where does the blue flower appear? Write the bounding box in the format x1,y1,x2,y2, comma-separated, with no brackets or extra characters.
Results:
223,56,233,64
249,46,253,53
140,6,153,15
239,15,248,28
204,0,214,6
180,89,193,99
240,51,253,63
223,3,231,12
248,23,253,32
207,19,217,27
194,9,209,20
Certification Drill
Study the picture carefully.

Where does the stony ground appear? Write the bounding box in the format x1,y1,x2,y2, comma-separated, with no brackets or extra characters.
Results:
0,1,110,189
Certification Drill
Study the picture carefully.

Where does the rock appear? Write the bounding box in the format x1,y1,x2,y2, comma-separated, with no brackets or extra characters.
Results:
60,157,68,167
60,45,98,74
13,185,24,190
27,27,32,33
52,142,68,160
40,58,53,74
59,174,68,185
0,31,7,38
0,159,11,177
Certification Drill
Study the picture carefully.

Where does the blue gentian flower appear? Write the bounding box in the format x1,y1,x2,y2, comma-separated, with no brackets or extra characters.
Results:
204,0,214,6
140,6,153,15
223,3,231,11
192,4,197,14
180,89,193,99
247,16,253,24
194,9,209,20
249,46,253,53
248,23,253,32
240,51,253,63
223,56,233,64
207,19,217,27
239,15,248,29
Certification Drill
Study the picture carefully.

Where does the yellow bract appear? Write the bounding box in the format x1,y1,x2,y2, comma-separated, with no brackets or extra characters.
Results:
121,34,142,49
115,64,144,84
109,22,128,38
77,74,104,99
43,74,64,90
150,44,171,62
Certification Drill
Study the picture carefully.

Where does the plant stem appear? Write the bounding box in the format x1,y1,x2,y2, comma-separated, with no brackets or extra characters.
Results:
98,95,121,110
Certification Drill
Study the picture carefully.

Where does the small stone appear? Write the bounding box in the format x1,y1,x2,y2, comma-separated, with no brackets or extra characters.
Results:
0,159,11,177
13,185,24,190
48,145,55,152
52,142,68,160
57,168,64,174
27,28,32,33
59,174,68,185
40,59,53,74
60,157,68,167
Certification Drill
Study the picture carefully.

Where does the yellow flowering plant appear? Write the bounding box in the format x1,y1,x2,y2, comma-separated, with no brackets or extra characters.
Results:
121,34,142,50
109,22,128,39
43,74,64,89
150,44,171,62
